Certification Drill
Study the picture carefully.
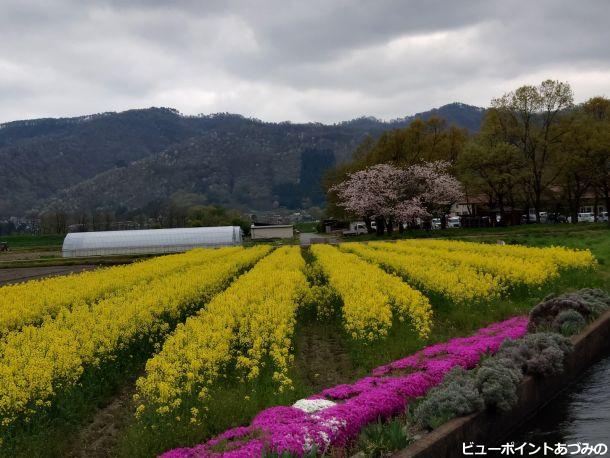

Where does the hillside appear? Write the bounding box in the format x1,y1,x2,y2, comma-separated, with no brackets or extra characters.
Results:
0,103,485,215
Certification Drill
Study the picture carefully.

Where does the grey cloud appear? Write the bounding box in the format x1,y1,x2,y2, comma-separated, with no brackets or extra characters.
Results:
0,0,609,123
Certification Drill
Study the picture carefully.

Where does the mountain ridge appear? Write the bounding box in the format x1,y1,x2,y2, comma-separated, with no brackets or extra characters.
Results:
1,103,485,216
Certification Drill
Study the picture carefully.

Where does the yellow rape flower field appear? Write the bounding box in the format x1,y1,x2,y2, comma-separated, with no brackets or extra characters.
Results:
0,234,601,457
310,244,432,340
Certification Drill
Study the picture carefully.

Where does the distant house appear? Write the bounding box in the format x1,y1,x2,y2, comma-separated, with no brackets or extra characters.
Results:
452,195,490,216
250,224,294,240
577,191,607,215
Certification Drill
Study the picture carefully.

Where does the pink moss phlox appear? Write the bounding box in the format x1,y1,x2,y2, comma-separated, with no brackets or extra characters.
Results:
159,316,528,457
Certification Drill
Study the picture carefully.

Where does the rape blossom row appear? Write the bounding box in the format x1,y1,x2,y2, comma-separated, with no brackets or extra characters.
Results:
343,239,596,303
160,316,529,457
0,245,270,435
343,242,502,303
0,246,243,335
370,241,557,288
310,244,432,340
403,239,596,270
134,246,310,422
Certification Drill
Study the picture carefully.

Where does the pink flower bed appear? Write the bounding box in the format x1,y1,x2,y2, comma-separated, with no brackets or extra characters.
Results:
161,316,528,458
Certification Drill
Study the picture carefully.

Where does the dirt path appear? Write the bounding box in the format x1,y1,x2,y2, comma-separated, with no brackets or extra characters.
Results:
66,384,135,458
0,265,97,286
299,232,340,247
295,321,355,391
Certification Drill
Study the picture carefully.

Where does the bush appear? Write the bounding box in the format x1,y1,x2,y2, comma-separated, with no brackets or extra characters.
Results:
262,447,319,458
357,417,412,458
414,367,483,429
578,288,610,316
475,356,523,411
553,309,586,336
528,289,610,332
497,332,572,377
413,321,578,431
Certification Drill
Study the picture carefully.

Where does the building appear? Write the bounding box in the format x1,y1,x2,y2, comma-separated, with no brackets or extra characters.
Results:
62,226,243,257
578,191,607,215
250,224,294,240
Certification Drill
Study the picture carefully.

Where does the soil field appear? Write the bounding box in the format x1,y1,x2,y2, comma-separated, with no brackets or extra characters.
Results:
0,265,97,286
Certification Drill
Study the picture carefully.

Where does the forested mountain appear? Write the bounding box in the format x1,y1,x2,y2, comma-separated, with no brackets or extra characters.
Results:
0,103,485,215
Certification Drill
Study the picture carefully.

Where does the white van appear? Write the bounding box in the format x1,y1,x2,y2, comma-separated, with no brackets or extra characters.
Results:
578,212,594,223
447,216,461,228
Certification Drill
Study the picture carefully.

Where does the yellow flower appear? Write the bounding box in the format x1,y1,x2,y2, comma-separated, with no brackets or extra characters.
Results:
0,245,270,433
135,246,309,418
342,238,596,305
311,244,432,340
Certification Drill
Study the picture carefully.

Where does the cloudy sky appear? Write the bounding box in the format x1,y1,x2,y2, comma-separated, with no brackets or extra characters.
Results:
1,0,609,124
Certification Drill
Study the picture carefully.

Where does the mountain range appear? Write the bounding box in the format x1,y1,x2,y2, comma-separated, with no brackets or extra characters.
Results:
0,103,485,216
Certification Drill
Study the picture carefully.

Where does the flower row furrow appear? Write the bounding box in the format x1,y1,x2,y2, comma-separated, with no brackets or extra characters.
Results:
342,242,503,303
370,241,557,288
134,246,310,421
310,244,432,341
0,245,270,432
397,239,596,270
0,246,241,334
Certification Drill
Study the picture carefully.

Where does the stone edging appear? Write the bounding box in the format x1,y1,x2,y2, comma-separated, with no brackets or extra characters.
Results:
393,309,610,458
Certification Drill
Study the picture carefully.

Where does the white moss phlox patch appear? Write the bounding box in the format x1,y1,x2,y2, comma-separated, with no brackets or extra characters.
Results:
292,398,336,413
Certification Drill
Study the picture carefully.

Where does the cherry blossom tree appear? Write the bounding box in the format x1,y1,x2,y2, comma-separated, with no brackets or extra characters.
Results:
331,161,463,235
330,164,402,234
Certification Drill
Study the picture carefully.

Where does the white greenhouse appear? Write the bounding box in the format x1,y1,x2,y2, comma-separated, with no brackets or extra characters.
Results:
62,226,243,258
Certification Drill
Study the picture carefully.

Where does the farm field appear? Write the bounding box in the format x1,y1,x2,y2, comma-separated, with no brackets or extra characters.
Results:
0,234,65,250
0,265,97,287
0,226,607,457
0,234,155,270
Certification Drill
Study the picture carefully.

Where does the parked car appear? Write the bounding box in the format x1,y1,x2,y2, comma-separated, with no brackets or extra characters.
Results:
598,212,608,222
342,222,368,236
521,213,548,224
447,216,461,228
431,218,441,229
521,214,533,224
547,213,568,223
578,212,595,223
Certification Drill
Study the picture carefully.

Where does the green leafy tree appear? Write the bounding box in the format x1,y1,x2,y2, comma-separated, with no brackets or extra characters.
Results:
557,107,603,223
488,80,574,221
458,140,527,224
186,205,251,235
582,97,610,224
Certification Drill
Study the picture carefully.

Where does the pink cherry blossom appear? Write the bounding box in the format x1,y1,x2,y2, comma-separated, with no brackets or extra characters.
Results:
331,161,463,224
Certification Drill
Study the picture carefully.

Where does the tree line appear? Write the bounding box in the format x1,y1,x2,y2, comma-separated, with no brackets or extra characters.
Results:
23,204,251,236
325,80,610,230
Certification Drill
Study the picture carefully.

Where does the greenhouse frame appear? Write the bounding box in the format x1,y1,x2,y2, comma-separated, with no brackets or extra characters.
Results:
62,226,243,258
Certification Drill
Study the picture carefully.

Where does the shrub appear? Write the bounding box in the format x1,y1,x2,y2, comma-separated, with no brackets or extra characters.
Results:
497,333,572,377
414,367,483,429
528,289,610,332
262,447,319,458
357,417,412,458
577,288,610,316
475,356,522,411
553,309,586,336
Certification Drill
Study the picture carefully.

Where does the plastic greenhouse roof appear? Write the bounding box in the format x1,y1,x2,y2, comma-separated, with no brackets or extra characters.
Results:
62,226,242,252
